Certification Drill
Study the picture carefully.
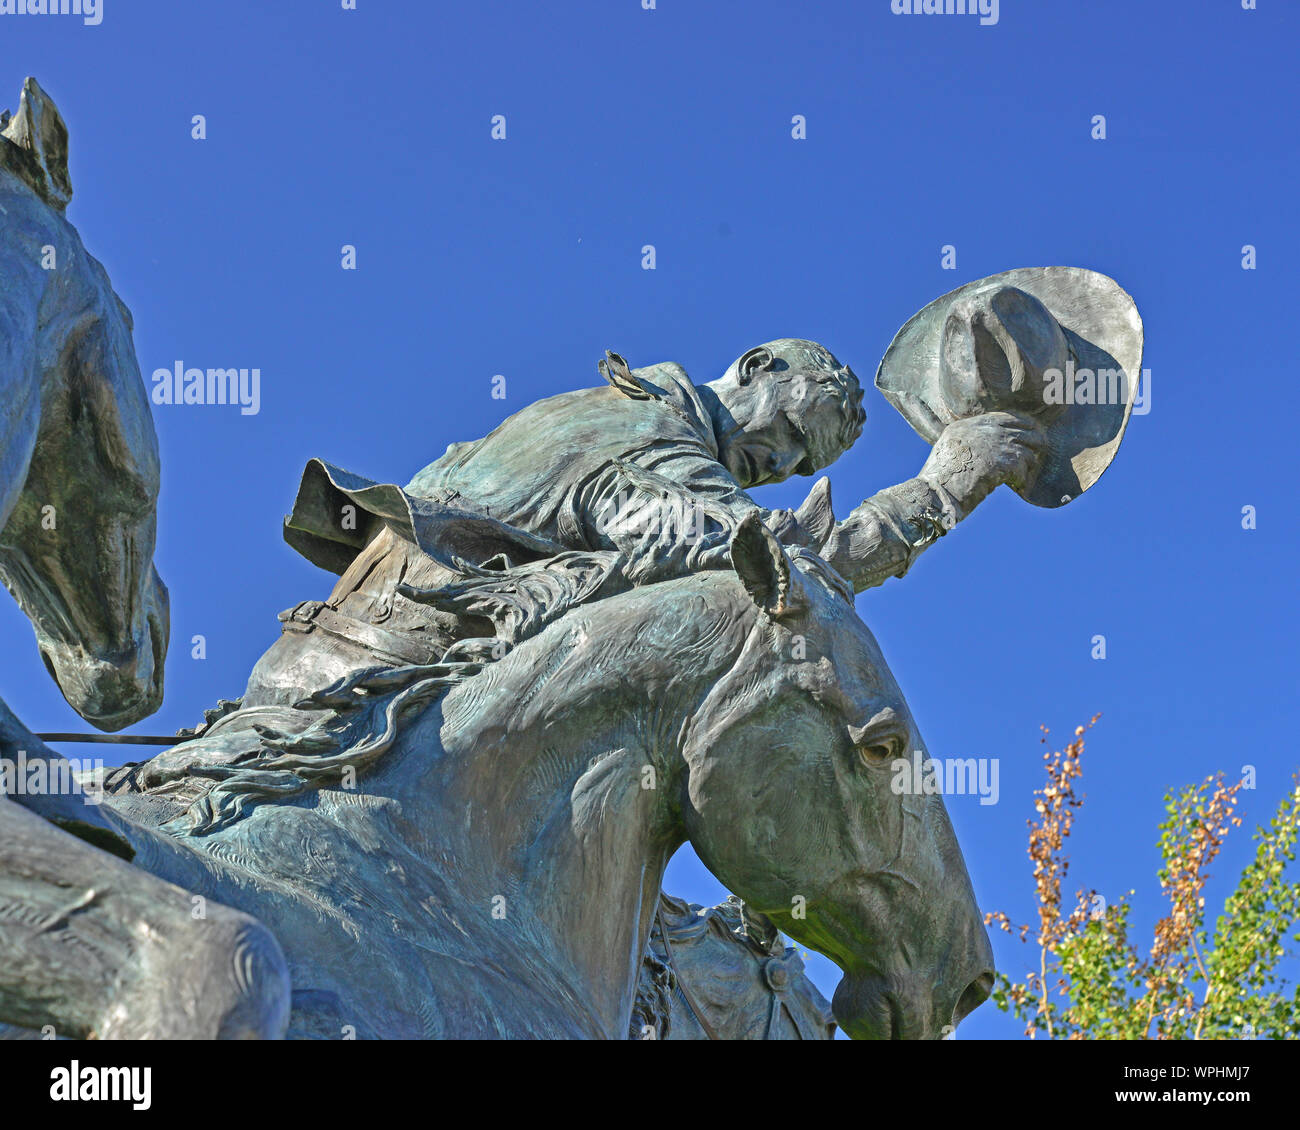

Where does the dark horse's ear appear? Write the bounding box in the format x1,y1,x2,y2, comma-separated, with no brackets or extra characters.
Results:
731,514,807,620
1,77,72,212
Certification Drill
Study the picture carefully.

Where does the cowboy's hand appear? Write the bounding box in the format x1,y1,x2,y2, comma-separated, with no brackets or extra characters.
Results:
921,411,1047,511
608,492,731,586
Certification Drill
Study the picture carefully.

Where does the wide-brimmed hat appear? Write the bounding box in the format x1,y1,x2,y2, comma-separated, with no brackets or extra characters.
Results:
875,267,1143,508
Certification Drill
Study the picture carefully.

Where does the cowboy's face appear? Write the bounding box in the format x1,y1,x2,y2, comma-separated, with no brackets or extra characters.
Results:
717,383,811,487
713,350,851,487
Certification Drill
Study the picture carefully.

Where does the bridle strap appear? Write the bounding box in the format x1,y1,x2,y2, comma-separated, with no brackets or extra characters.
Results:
765,990,783,1040
655,905,726,1041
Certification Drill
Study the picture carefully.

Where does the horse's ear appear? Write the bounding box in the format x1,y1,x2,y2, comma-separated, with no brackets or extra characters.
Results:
793,475,836,546
0,77,72,211
731,514,807,620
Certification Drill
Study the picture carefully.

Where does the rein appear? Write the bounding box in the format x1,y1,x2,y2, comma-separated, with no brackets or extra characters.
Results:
35,733,175,745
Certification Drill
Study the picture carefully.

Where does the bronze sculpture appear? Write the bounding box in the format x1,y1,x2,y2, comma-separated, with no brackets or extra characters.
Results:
0,77,1142,1040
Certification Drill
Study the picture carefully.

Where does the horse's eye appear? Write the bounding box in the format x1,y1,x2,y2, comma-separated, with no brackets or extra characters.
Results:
857,741,898,768
848,710,907,769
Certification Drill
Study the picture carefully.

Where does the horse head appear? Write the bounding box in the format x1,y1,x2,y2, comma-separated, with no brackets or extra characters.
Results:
678,516,995,1039
0,77,167,730
431,518,995,1038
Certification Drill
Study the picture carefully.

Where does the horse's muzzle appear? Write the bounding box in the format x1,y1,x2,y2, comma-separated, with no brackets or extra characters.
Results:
832,965,995,1040
42,575,169,731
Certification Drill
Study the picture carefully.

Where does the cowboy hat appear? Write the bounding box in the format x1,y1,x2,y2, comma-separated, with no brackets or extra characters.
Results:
875,267,1143,508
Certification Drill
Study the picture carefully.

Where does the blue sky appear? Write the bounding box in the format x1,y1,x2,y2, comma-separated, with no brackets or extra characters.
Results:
3,0,1296,1038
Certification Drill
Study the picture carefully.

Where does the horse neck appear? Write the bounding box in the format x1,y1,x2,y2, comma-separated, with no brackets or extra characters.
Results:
0,173,57,528
431,577,756,1037
0,167,68,332
0,180,101,519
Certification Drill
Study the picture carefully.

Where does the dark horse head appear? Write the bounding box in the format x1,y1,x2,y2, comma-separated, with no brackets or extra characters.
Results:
0,78,167,730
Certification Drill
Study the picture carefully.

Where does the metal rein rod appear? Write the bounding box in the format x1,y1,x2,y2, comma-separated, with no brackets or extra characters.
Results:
34,733,177,745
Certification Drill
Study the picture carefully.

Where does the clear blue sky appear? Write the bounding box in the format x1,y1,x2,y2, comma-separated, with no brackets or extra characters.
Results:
3,0,1296,1038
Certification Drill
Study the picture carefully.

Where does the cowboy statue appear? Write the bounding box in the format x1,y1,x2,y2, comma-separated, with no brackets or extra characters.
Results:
117,268,1141,809
270,271,1136,681
1,77,1149,1042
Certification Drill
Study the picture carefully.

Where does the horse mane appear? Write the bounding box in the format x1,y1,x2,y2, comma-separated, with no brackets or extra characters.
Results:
166,544,853,835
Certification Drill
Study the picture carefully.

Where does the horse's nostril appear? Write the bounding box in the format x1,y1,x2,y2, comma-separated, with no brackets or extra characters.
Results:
953,970,995,1026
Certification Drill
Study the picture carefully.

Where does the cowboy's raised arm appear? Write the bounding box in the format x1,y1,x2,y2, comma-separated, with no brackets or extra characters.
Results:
813,411,1046,593
832,269,1143,593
